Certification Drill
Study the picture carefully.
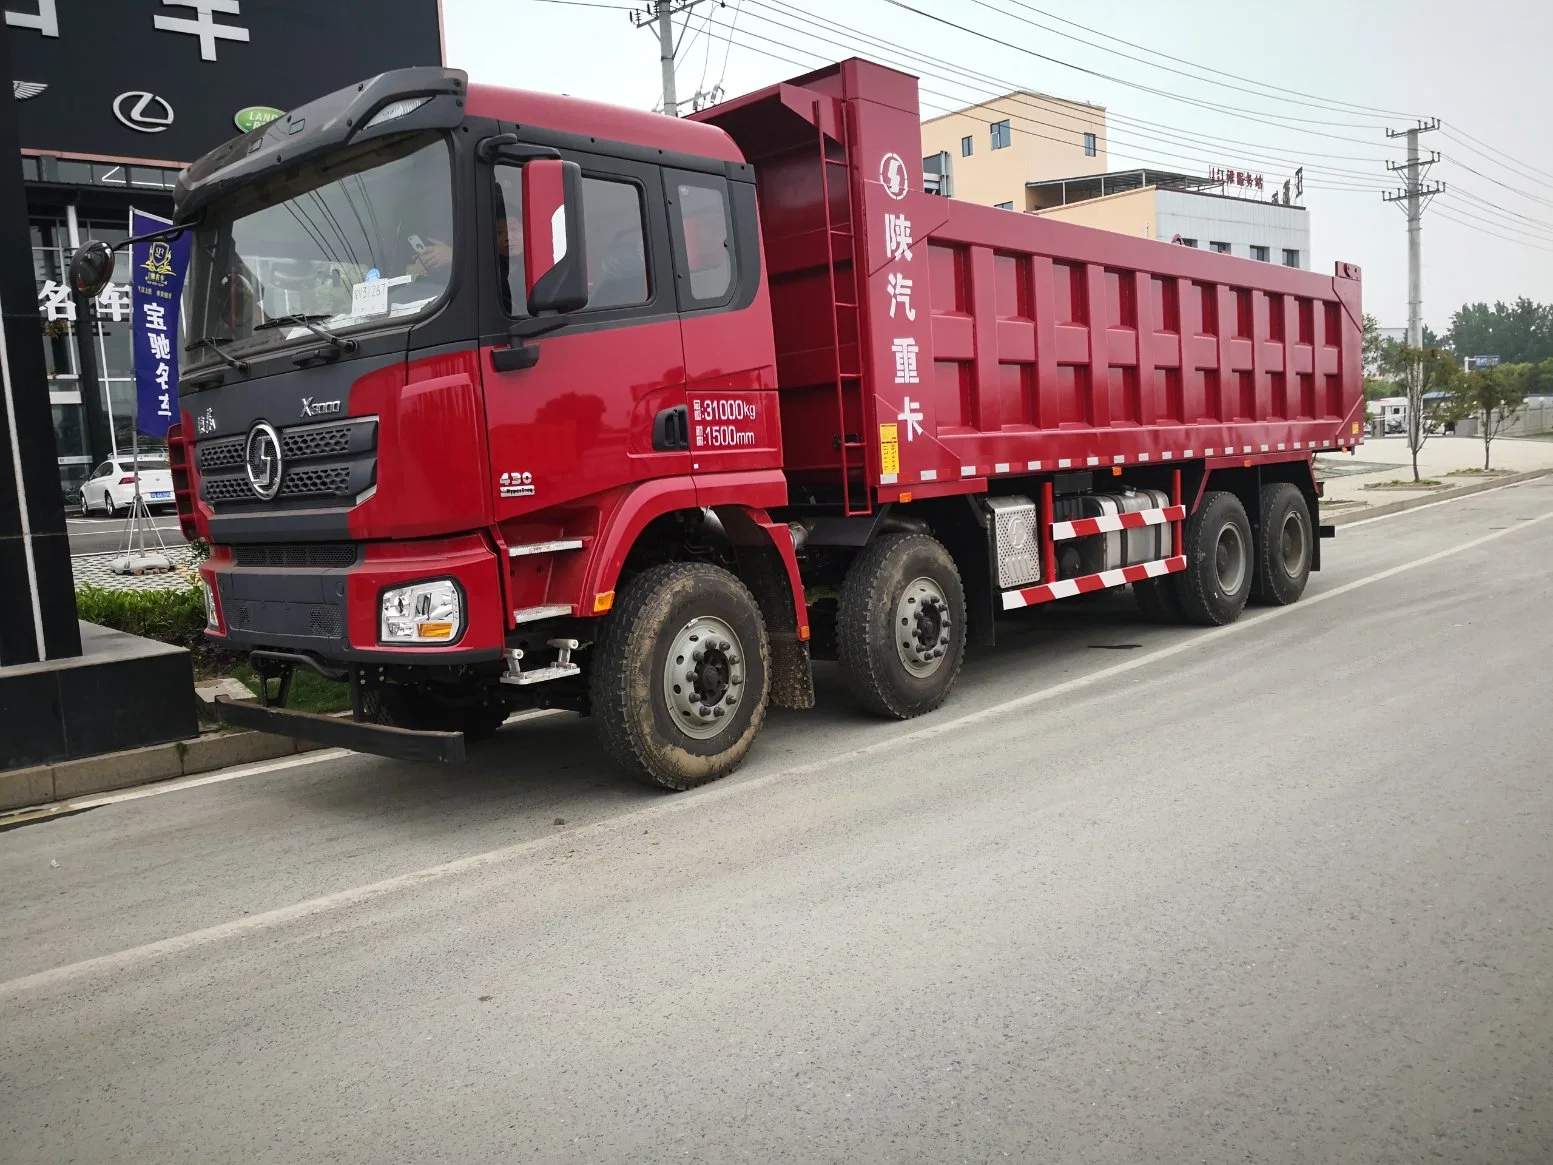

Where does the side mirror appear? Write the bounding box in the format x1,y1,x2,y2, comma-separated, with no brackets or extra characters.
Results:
522,159,588,315
68,240,116,299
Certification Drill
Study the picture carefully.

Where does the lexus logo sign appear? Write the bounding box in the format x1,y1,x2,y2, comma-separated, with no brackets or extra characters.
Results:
112,91,175,134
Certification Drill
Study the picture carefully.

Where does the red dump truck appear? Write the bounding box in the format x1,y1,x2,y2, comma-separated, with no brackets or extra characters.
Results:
96,59,1362,787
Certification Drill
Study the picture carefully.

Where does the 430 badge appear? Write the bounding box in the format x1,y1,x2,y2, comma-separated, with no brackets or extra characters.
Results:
498,470,535,498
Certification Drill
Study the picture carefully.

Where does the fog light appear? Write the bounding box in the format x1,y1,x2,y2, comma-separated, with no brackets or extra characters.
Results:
380,578,463,645
201,578,221,632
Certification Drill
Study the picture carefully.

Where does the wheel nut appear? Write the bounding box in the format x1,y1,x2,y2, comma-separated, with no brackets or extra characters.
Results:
693,650,703,663
725,695,737,706
727,655,738,665
713,707,725,717
717,640,730,651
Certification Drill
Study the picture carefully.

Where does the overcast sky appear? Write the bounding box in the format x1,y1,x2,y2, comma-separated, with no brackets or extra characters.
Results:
445,0,1553,335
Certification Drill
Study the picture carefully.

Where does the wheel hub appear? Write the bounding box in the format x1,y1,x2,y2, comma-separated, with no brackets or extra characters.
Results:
895,576,952,678
662,615,744,740
1279,511,1306,576
1214,523,1247,596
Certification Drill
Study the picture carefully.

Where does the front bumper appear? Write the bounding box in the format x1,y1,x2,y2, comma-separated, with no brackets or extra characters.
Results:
213,696,466,763
200,532,506,663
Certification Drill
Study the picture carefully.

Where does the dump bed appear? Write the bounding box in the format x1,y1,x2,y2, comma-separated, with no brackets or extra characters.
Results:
697,60,1364,503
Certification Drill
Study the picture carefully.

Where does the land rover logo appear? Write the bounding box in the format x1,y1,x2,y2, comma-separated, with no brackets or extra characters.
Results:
245,421,283,500
112,91,175,134
234,105,285,133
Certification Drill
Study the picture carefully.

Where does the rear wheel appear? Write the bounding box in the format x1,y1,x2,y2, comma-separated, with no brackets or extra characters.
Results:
590,562,770,791
102,492,117,518
1172,490,1253,626
1254,482,1312,606
837,533,966,719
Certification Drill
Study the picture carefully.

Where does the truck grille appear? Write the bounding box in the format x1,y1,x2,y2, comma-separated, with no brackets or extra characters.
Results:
232,543,358,568
224,599,342,638
196,417,376,509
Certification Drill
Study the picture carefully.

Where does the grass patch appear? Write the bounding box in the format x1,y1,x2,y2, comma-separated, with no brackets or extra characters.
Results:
1446,467,1513,477
1363,478,1446,489
75,583,245,675
233,663,353,715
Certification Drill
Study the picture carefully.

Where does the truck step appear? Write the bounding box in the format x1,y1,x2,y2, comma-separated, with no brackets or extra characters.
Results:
500,639,581,687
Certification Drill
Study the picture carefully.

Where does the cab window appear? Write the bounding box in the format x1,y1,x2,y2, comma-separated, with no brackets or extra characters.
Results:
581,177,649,310
492,166,528,317
676,181,732,303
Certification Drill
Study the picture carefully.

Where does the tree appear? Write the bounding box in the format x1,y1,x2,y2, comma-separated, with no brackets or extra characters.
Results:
1397,346,1458,482
1450,363,1528,470
1443,298,1553,366
1362,314,1403,402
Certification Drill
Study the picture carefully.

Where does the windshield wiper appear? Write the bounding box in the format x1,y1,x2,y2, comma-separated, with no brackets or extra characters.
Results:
255,313,357,354
189,336,250,373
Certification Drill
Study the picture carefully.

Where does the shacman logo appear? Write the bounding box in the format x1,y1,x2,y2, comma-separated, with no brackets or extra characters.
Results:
12,81,46,101
113,91,174,134
300,397,342,418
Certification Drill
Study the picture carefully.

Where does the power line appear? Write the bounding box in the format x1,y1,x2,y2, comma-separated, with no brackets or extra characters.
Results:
969,0,1418,120
1440,123,1553,186
956,0,1410,123
878,0,1410,136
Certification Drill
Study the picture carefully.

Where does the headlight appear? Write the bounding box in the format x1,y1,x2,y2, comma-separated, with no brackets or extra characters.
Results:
380,578,463,644
201,578,221,631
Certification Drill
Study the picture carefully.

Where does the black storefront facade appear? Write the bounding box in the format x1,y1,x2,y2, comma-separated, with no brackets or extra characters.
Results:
8,0,443,503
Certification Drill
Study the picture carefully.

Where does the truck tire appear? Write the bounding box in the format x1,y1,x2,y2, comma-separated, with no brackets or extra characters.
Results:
837,533,966,719
1255,482,1312,606
1133,576,1183,623
1172,490,1253,626
590,562,770,791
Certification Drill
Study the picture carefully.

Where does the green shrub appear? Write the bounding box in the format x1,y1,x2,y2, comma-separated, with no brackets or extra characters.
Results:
75,584,207,646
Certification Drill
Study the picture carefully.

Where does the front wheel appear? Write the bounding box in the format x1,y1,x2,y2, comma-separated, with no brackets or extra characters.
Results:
1172,490,1253,626
590,562,770,791
837,533,967,719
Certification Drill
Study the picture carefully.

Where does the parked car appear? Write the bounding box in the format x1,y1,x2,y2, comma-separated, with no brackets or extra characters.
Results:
78,455,175,516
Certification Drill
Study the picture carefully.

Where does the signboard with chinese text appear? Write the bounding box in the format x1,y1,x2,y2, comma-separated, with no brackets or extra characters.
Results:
5,1,442,164
129,208,190,437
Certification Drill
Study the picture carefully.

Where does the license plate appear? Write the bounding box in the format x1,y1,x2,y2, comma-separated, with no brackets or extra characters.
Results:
149,491,172,500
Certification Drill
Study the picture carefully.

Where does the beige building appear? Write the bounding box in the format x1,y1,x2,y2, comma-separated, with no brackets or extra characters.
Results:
920,92,1107,211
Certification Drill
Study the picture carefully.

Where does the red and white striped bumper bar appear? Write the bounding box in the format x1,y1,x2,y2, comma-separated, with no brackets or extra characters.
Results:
1001,556,1187,610
1050,504,1186,541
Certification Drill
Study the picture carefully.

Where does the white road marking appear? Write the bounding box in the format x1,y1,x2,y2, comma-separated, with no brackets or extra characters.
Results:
5,506,1551,998
2,709,567,823
1340,473,1551,528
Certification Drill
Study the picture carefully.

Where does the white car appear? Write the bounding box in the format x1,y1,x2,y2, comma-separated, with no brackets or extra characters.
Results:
79,456,175,516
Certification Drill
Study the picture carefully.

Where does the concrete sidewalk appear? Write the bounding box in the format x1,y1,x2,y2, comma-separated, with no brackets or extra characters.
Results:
1318,434,1553,516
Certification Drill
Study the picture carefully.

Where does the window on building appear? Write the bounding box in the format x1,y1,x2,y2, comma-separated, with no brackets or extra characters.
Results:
994,201,1014,211
990,120,1011,150
1084,132,1096,157
1250,245,1270,262
1283,248,1301,267
1179,238,1198,248
961,135,973,157
923,151,952,197
1210,241,1231,254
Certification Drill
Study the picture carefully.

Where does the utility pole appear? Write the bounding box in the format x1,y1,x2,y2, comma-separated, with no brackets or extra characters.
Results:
1383,119,1444,481
631,0,713,117
1383,119,1444,350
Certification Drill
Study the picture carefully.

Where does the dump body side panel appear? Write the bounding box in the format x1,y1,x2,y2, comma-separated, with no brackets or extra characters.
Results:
696,60,1364,503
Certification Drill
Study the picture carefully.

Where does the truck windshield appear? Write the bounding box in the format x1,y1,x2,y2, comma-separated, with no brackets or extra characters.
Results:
183,132,453,367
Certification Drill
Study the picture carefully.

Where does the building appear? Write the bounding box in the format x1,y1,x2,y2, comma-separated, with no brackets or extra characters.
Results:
13,0,442,503
920,93,1310,271
921,92,1107,209
1032,169,1310,270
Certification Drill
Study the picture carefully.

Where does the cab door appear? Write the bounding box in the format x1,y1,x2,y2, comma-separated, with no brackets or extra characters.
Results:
478,148,690,528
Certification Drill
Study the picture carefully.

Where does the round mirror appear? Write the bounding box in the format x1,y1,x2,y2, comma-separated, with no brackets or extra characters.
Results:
68,240,115,298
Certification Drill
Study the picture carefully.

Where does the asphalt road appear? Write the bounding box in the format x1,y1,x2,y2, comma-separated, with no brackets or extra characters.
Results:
5,480,1552,1163
67,511,186,556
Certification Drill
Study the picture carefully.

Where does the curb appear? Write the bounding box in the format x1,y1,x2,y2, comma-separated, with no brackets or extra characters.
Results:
1328,467,1552,526
0,730,325,813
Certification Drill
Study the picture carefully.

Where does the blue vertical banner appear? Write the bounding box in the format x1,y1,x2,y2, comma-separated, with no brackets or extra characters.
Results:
129,208,191,438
